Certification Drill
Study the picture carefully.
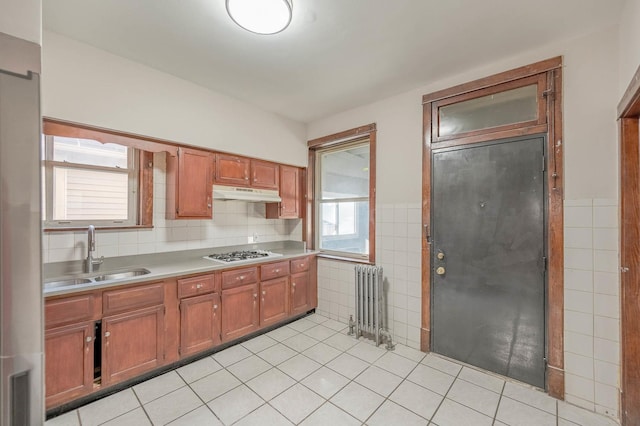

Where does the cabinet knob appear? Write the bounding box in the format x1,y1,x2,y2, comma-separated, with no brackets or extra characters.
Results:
275,269,280,273
253,293,258,299
300,264,305,268
86,336,93,343
262,290,266,295
239,275,245,280
196,283,203,289
213,304,218,309
104,331,111,338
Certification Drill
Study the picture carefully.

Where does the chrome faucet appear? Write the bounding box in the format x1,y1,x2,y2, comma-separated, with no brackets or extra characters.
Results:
85,225,104,273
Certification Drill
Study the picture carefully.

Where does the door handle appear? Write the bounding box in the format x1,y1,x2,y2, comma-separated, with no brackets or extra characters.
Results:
437,251,445,260
436,266,446,275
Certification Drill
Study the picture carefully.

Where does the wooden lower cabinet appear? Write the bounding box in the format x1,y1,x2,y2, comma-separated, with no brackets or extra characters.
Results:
221,283,259,341
290,272,310,315
180,292,221,357
45,322,94,408
44,255,318,410
260,277,289,327
101,305,165,386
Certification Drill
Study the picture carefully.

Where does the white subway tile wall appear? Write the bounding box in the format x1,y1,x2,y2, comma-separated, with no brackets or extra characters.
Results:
317,198,621,421
43,152,302,263
317,203,422,350
563,198,620,419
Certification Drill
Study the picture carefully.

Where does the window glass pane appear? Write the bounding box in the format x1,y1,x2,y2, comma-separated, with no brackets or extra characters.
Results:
320,144,369,200
52,167,129,221
319,200,369,255
439,84,538,137
52,136,129,168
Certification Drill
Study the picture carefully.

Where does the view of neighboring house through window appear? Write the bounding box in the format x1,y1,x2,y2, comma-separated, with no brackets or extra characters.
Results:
316,140,370,258
42,135,138,227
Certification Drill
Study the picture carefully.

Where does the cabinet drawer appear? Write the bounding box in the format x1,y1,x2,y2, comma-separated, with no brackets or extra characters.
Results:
221,267,258,289
103,282,164,316
178,275,218,298
290,257,310,274
45,294,97,329
260,261,290,281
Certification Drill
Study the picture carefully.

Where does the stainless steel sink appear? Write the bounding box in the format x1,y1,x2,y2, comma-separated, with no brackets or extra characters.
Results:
44,278,92,290
93,268,151,282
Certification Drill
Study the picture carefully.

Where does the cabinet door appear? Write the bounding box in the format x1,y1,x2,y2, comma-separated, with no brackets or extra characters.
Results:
251,160,279,190
266,165,300,219
221,283,259,341
176,148,213,218
180,293,221,357
290,272,310,315
102,305,164,386
215,154,250,186
260,277,289,327
45,322,94,408
279,165,300,218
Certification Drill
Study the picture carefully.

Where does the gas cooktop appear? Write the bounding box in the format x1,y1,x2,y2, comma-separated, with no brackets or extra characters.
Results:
204,250,282,264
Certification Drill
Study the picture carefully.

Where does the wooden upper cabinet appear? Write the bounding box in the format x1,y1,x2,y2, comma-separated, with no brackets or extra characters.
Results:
251,160,279,190
166,147,213,219
266,165,302,219
215,154,251,187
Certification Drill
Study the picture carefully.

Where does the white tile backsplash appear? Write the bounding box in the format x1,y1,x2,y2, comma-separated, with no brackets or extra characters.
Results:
44,152,301,263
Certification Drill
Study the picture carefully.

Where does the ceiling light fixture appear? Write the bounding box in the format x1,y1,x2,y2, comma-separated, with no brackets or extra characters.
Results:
226,0,293,35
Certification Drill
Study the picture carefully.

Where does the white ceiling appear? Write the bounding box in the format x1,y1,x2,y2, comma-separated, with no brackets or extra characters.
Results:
43,0,624,123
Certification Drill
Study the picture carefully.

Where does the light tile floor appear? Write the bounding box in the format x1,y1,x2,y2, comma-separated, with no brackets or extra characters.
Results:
46,313,619,426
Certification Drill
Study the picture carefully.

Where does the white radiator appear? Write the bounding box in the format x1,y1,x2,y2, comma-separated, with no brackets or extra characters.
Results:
350,265,394,349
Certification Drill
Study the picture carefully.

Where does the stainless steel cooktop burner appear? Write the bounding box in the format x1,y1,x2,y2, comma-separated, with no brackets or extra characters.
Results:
204,250,282,263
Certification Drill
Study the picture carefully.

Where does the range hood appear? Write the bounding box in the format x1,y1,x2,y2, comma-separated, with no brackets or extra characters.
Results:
213,185,281,203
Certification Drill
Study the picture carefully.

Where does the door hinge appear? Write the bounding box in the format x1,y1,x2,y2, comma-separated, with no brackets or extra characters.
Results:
543,256,548,271
542,155,546,172
542,89,555,99
177,147,181,157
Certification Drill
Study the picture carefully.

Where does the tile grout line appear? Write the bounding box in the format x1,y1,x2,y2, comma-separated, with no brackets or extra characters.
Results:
359,352,429,425
130,386,154,426
182,369,225,425
491,381,506,426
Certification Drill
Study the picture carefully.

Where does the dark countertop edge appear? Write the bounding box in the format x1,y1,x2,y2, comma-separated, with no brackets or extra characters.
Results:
44,245,318,298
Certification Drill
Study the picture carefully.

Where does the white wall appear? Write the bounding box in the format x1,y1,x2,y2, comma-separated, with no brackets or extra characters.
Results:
42,31,308,167
310,25,621,420
619,0,640,94
0,0,41,44
43,152,302,263
309,27,619,202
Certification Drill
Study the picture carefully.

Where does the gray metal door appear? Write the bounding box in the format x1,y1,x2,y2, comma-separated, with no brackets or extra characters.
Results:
431,136,546,388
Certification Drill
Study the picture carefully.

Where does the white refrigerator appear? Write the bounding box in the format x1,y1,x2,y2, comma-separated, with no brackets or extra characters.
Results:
0,46,44,424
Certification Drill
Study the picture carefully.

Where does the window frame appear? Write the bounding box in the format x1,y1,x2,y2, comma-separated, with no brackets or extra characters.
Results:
42,118,162,232
42,135,140,228
307,124,376,264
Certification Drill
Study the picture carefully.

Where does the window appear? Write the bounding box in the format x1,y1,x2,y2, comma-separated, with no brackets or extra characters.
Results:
43,135,139,227
308,124,376,262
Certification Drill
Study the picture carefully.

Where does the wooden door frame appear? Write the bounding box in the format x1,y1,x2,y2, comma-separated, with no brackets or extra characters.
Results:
421,57,565,398
618,64,640,426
